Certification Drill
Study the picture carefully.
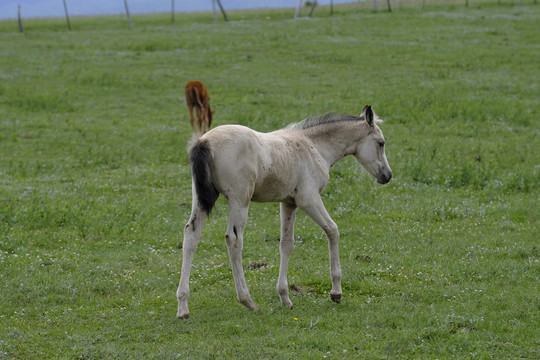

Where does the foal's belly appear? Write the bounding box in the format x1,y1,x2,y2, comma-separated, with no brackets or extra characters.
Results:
251,176,296,203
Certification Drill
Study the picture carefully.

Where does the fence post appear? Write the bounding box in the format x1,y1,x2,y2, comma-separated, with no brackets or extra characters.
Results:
212,0,218,22
215,0,228,21
309,1,317,16
171,0,175,24
17,4,24,33
124,0,132,27
295,0,302,18
62,0,71,31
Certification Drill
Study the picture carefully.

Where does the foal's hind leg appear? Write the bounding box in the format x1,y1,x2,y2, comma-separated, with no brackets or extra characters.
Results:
177,205,208,319
276,202,297,308
188,105,196,131
225,202,258,311
195,107,205,133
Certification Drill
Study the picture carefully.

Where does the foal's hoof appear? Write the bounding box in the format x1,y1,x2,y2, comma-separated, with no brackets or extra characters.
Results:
280,298,293,309
177,312,190,320
241,299,259,311
330,293,342,303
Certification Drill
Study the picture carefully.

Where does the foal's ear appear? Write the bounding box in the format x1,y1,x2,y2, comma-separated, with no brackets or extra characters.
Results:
362,105,374,127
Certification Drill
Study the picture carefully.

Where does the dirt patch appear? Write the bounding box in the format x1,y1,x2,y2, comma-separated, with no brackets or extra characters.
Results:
449,322,477,334
248,262,267,270
289,284,304,294
355,255,372,262
290,284,325,296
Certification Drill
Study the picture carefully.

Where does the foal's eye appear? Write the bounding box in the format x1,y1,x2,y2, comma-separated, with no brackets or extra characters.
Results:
378,142,385,148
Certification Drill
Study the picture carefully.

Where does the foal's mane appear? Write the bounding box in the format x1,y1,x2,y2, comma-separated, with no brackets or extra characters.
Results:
286,111,381,130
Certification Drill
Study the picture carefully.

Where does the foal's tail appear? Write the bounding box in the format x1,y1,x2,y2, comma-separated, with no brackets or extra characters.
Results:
188,139,219,215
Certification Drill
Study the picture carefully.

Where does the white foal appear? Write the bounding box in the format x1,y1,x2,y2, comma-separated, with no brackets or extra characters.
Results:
177,105,392,319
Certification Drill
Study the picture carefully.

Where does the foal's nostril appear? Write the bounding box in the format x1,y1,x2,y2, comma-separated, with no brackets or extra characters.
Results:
378,171,392,184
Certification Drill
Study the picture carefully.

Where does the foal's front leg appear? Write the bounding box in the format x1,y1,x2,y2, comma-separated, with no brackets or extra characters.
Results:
298,195,343,303
276,202,297,308
225,203,258,311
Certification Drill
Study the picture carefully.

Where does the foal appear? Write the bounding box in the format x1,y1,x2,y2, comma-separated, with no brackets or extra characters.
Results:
185,80,214,134
177,105,392,319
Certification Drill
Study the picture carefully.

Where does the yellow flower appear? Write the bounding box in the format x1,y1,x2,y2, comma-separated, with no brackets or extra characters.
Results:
294,317,298,321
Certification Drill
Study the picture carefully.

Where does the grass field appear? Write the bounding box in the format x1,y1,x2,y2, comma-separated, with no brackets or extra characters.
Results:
1,1,539,358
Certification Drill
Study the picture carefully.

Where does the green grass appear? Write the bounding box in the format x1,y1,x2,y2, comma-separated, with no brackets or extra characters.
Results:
1,1,539,358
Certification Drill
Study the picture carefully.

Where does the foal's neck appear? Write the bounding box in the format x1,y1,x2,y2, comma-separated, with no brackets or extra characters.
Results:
305,121,370,168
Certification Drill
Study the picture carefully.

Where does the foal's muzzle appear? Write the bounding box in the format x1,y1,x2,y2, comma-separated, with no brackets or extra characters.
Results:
377,170,392,184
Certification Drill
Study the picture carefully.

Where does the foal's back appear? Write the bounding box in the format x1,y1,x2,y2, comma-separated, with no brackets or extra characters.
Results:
185,81,209,106
200,125,324,204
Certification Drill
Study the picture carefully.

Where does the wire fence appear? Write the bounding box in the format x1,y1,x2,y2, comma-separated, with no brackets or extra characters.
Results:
7,0,537,33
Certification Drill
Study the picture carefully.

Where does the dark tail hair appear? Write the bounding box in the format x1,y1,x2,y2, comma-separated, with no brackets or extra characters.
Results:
189,139,219,215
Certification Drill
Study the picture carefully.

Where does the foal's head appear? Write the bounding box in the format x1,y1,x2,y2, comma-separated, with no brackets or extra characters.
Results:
354,105,392,184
